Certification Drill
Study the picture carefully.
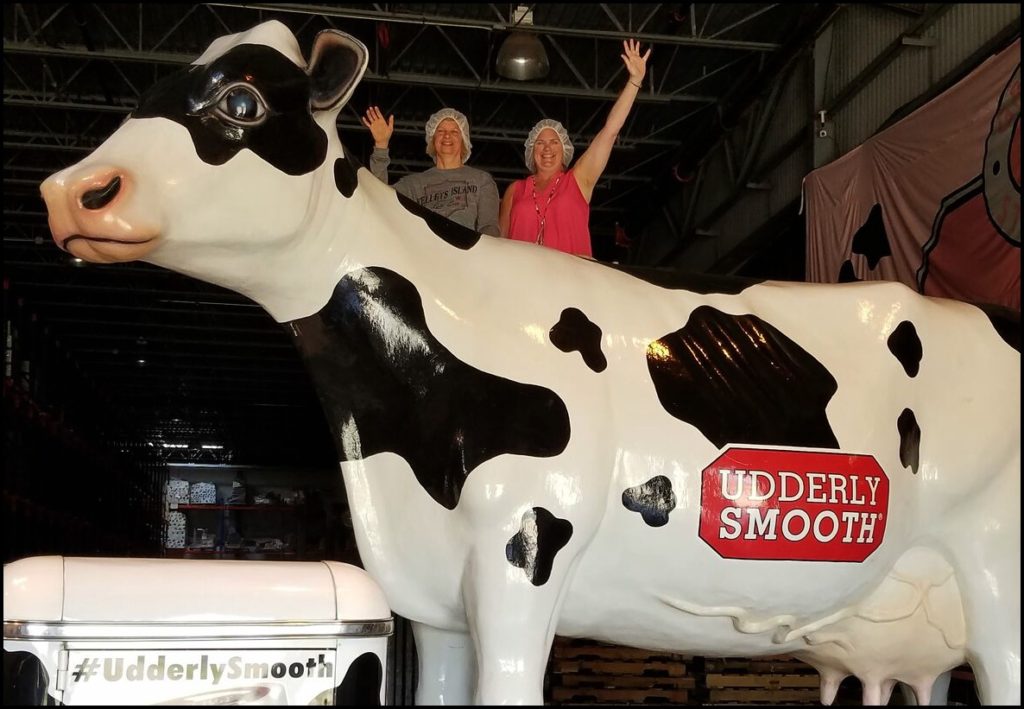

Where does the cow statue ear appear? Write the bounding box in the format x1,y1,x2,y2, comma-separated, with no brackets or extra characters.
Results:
308,29,368,112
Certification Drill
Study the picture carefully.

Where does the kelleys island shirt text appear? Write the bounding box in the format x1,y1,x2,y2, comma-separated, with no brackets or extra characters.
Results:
699,447,890,562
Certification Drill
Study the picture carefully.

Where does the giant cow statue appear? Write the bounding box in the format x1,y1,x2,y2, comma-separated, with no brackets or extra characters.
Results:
40,22,1020,706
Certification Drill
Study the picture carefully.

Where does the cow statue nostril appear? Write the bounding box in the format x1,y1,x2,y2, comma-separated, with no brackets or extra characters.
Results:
80,175,122,210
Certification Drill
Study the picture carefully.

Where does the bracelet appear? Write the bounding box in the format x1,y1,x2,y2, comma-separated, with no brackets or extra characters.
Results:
629,80,642,88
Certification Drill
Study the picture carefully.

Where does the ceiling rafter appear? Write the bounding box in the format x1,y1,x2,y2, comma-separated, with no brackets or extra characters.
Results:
214,3,782,51
4,41,715,103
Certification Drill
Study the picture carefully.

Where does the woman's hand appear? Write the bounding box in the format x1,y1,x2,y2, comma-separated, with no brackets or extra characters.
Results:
574,40,651,202
362,106,395,149
621,39,651,86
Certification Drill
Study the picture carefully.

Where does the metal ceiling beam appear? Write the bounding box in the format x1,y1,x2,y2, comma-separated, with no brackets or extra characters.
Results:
645,3,841,267
86,368,305,385
11,281,250,301
3,103,683,147
365,71,708,104
544,35,591,90
3,260,193,278
599,4,625,33
30,300,270,318
709,5,781,40
822,4,951,115
875,4,926,18
433,25,480,82
3,42,713,103
5,140,99,152
51,331,293,348
706,195,803,276
211,3,782,51
47,317,281,335
878,15,1021,133
76,348,298,363
636,4,664,34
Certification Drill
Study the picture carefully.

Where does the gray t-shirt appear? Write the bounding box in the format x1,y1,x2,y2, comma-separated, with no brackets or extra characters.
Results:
370,148,501,237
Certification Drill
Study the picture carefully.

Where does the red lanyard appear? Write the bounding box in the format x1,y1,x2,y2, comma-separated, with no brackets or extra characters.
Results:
531,174,562,245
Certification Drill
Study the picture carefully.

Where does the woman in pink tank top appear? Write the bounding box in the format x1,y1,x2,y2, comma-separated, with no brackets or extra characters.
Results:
500,39,651,256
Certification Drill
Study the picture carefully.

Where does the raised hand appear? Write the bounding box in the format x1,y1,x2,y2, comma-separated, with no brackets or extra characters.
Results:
361,106,395,149
621,39,651,86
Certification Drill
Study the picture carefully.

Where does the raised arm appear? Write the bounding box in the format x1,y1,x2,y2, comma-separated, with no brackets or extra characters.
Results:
572,40,650,202
362,106,395,184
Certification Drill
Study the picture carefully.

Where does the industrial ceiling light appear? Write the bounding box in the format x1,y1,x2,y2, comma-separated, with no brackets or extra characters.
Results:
496,5,549,81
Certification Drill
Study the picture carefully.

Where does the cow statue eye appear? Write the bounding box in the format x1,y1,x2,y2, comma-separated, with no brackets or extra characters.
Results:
214,85,267,125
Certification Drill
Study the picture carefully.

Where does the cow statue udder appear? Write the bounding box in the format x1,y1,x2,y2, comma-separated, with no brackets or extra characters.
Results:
40,22,1020,705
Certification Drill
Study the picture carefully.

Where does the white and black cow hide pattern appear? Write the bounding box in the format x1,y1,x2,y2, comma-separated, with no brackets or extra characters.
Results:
646,306,841,450
335,652,383,706
285,267,570,511
505,507,574,586
621,476,677,527
886,321,923,377
132,44,329,176
886,320,924,475
548,307,607,373
897,408,922,476
838,203,892,283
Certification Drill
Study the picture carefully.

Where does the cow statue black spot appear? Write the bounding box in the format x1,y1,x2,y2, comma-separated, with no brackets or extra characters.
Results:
41,21,1020,706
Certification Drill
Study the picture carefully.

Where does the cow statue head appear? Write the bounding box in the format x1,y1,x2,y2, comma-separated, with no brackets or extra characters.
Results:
41,21,367,305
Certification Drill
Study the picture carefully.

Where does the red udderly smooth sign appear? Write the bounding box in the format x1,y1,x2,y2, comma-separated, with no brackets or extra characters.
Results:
699,447,889,562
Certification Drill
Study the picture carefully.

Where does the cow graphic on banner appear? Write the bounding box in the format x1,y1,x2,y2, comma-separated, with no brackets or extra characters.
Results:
919,64,1020,303
804,39,1020,311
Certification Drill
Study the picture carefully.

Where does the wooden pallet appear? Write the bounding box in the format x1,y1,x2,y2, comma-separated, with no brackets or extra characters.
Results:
709,687,821,704
551,686,691,704
553,659,689,677
950,665,975,682
707,673,819,689
560,674,696,690
547,638,693,705
703,657,821,705
553,639,689,664
704,655,814,674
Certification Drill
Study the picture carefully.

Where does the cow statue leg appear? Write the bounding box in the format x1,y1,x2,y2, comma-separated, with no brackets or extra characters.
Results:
942,466,1020,704
412,623,476,705
462,549,567,705
460,508,582,704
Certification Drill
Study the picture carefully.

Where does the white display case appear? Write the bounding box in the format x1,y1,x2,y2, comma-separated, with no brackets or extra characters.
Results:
3,556,392,705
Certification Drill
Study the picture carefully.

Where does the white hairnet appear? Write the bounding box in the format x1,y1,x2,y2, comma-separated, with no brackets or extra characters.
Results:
524,119,574,172
425,108,472,161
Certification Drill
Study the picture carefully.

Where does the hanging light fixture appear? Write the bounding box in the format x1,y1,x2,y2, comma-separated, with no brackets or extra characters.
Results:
496,5,549,81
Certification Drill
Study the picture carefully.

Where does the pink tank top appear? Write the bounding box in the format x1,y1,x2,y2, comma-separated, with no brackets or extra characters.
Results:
507,171,592,256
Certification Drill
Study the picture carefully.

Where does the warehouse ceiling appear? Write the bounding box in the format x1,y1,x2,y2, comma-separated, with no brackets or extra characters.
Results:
2,2,886,465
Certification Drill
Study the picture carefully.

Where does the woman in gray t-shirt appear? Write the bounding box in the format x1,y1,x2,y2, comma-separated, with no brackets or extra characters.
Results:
362,107,501,236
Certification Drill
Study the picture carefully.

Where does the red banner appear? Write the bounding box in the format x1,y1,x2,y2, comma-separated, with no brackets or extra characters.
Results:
804,39,1020,311
699,448,889,562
